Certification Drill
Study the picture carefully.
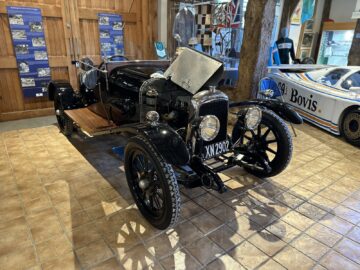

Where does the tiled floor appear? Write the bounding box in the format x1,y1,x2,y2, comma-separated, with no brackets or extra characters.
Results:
0,121,360,270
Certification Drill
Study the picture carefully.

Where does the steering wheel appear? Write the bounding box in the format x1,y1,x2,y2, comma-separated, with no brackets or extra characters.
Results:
98,55,129,70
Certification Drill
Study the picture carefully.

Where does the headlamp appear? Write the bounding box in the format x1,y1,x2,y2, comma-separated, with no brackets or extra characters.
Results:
245,107,262,130
199,115,220,141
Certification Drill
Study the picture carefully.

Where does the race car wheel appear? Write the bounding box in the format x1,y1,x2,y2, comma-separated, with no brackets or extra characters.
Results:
341,110,360,147
233,110,293,178
54,94,73,136
124,136,180,229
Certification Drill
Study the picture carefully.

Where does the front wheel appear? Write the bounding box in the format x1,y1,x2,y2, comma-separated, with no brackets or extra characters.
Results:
54,94,73,136
232,110,293,177
124,136,180,229
341,110,360,147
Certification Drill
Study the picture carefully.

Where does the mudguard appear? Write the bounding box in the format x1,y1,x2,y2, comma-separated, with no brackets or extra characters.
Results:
230,99,303,124
48,80,80,110
121,123,190,166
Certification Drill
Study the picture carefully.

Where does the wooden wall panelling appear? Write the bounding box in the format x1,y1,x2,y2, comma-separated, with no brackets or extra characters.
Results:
0,0,158,121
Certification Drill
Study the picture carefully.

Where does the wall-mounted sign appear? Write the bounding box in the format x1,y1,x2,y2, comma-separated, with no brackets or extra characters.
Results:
7,6,50,98
98,13,125,58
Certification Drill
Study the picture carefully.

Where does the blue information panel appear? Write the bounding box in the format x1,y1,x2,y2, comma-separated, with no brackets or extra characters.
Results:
7,6,50,98
98,13,125,58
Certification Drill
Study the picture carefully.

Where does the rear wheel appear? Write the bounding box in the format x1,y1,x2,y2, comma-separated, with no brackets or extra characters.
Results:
341,110,360,147
233,110,293,177
54,93,73,136
124,136,180,229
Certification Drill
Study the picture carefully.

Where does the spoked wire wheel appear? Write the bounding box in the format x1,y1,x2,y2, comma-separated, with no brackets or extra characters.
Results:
233,110,293,177
129,150,165,218
125,136,180,229
54,94,73,136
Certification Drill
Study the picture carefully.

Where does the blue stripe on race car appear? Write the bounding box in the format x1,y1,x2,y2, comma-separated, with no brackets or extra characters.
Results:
300,113,340,135
271,73,360,102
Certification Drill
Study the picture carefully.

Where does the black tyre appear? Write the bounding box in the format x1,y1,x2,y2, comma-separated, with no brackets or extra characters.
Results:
124,136,180,229
341,110,360,147
54,94,73,136
233,110,293,177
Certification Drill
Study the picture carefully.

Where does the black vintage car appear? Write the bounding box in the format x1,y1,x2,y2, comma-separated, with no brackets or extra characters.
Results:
48,48,302,229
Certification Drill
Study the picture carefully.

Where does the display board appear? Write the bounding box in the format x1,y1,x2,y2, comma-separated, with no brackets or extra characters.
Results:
7,6,50,98
97,13,125,58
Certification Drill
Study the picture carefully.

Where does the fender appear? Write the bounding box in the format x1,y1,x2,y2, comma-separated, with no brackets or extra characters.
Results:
230,99,303,124
48,80,80,110
120,123,190,166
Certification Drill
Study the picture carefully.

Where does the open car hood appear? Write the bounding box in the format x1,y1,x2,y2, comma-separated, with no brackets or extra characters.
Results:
164,48,224,94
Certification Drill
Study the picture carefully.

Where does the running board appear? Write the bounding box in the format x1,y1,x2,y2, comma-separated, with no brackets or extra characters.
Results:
64,107,120,137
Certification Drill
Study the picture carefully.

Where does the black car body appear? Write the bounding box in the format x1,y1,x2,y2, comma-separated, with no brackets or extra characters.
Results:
48,48,302,229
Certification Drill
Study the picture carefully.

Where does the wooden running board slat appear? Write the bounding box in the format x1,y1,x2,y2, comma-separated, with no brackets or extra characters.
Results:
65,107,118,136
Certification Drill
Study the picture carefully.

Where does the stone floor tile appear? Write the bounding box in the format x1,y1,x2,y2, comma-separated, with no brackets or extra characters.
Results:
116,243,156,270
89,257,124,270
281,211,315,231
309,194,338,212
295,202,327,221
190,211,223,235
41,251,81,270
160,248,201,270
227,215,263,239
264,220,301,243
273,246,315,270
333,205,360,225
257,259,286,270
207,225,244,251
69,222,103,249
27,208,63,243
342,197,360,213
75,239,114,269
144,231,182,260
0,194,24,222
35,234,72,263
347,226,360,244
0,245,37,270
172,220,204,247
317,187,349,204
185,236,223,265
275,192,304,209
206,254,246,270
320,250,360,270
306,223,343,247
180,200,205,220
193,192,223,210
319,213,354,235
335,238,360,265
0,217,32,256
228,240,269,270
209,203,240,223
291,234,329,261
248,230,287,256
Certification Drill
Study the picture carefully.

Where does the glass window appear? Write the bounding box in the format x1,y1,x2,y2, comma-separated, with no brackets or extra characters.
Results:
318,69,350,86
341,72,360,90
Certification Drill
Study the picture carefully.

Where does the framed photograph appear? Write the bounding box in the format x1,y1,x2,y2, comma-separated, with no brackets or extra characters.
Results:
99,16,109,25
300,49,311,59
29,22,43,32
302,33,314,47
21,78,35,87
305,20,313,32
9,14,24,25
34,51,48,60
15,44,29,54
12,30,26,40
32,37,46,47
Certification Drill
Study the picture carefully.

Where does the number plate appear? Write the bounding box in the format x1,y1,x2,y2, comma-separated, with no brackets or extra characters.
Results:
203,140,230,159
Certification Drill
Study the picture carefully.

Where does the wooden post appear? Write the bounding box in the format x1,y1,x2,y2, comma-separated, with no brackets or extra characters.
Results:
230,0,276,101
348,19,360,66
278,0,300,36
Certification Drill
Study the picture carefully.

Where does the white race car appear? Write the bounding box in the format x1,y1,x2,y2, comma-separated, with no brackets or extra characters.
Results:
261,66,360,146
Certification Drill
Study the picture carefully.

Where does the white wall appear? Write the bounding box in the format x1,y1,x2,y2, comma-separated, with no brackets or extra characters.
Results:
329,0,357,22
